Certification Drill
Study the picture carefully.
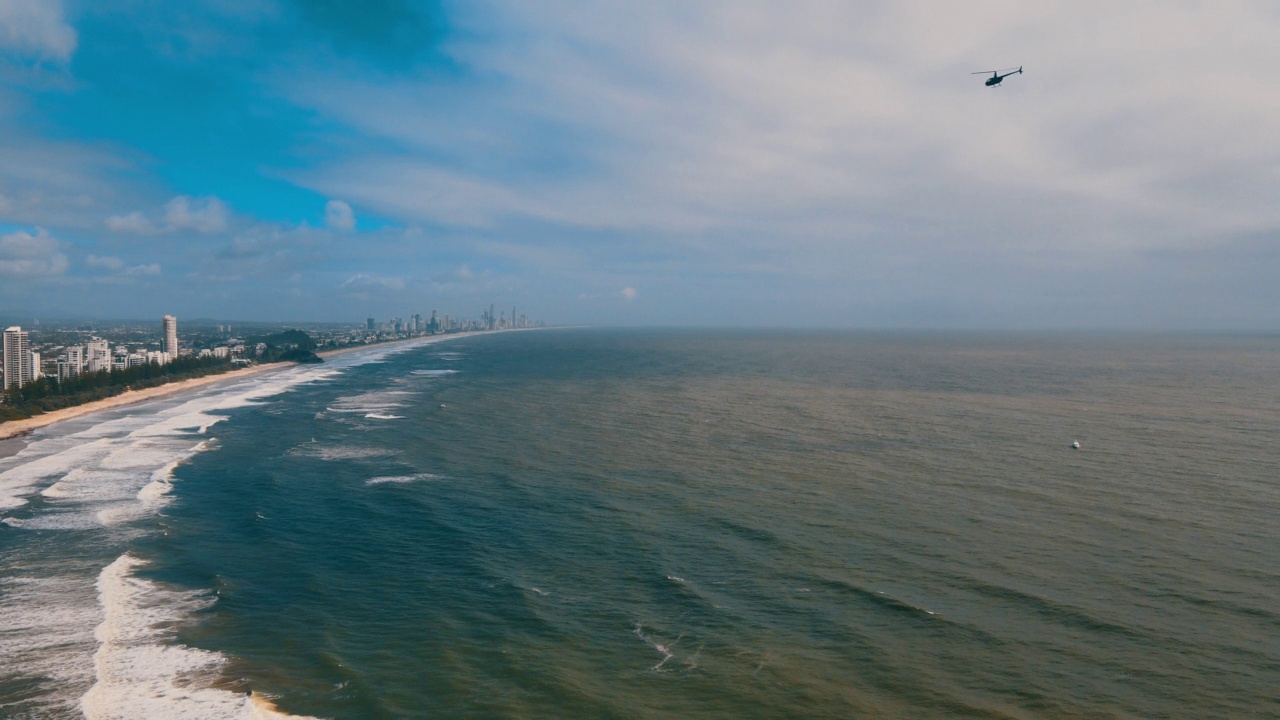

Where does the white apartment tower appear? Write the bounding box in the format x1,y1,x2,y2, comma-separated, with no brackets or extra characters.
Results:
60,345,85,379
3,326,33,391
163,315,178,358
86,337,111,373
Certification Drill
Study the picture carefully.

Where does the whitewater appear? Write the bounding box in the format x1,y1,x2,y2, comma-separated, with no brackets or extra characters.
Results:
0,335,470,719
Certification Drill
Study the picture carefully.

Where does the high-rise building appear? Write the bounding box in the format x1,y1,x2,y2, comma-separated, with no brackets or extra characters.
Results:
3,326,33,391
162,315,178,357
86,337,111,373
367,317,376,331
60,345,85,379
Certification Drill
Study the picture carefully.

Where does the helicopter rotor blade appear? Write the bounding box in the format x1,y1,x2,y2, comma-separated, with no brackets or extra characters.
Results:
971,70,997,74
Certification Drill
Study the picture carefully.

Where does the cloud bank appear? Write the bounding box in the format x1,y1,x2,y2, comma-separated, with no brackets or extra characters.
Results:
0,0,77,62
0,227,68,277
3,1,1280,328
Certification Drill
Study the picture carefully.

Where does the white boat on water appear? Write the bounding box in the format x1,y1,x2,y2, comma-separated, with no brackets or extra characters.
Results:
1071,440,1080,449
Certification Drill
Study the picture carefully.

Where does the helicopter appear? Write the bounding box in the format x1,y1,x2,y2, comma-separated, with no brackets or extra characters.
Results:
972,66,1022,87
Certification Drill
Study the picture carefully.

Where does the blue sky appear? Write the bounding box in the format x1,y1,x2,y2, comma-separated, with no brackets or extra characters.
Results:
2,1,1280,328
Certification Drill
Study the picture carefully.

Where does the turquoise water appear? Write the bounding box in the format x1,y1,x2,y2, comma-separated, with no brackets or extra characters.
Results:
2,330,1278,718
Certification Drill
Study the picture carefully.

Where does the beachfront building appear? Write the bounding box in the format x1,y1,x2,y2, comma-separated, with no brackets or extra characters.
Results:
59,346,85,380
163,315,178,357
86,337,111,373
3,326,34,391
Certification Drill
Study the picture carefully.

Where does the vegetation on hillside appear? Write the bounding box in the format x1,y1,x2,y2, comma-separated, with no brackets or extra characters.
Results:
249,329,324,364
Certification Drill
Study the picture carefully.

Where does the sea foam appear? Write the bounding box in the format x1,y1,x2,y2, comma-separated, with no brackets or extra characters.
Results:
365,473,444,486
81,554,321,720
0,359,347,715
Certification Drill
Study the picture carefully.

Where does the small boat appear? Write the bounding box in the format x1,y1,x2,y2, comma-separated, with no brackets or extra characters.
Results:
1070,440,1080,449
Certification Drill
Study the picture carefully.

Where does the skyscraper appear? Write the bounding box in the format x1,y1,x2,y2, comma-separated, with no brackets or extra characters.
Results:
3,326,33,391
60,346,85,379
86,337,111,373
163,315,178,357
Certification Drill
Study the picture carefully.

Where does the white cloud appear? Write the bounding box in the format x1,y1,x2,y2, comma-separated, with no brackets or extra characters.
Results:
104,196,231,235
105,211,155,233
0,0,77,62
164,195,228,233
291,1,1280,251
85,254,160,276
325,199,355,230
620,287,638,301
341,273,404,291
0,227,68,276
86,254,125,271
0,133,138,229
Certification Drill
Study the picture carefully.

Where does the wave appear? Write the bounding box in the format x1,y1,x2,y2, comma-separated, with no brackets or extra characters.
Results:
0,361,351,715
81,554,321,719
1,334,492,715
0,436,118,510
812,577,941,619
633,623,694,673
0,361,339,514
410,369,458,376
290,445,400,461
0,572,102,717
326,390,416,417
366,473,444,486
363,413,404,420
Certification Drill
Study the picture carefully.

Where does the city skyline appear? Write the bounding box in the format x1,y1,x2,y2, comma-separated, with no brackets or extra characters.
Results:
1,302,543,390
3,315,185,390
3,3,1280,329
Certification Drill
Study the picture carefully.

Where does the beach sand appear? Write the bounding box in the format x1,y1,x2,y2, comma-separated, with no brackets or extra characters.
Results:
0,331,510,450
0,362,287,443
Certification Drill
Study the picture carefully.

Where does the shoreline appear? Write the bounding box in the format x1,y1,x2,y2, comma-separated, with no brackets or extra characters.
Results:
0,336,393,443
0,362,287,443
0,330,510,447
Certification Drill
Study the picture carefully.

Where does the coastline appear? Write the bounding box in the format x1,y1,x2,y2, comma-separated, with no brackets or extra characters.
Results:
0,331,507,448
0,362,287,443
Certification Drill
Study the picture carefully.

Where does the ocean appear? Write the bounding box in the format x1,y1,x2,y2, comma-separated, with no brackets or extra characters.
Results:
1,329,1277,719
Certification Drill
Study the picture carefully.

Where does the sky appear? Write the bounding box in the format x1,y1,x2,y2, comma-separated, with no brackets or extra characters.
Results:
1,0,1279,329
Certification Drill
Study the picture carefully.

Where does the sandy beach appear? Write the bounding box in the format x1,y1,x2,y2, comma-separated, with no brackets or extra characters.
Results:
0,330,519,450
0,362,287,442
0,333,492,446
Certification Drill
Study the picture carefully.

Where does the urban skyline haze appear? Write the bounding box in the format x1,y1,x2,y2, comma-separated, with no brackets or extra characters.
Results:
2,2,1280,329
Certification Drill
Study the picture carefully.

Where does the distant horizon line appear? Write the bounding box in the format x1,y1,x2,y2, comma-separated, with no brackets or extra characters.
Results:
1,318,1278,337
